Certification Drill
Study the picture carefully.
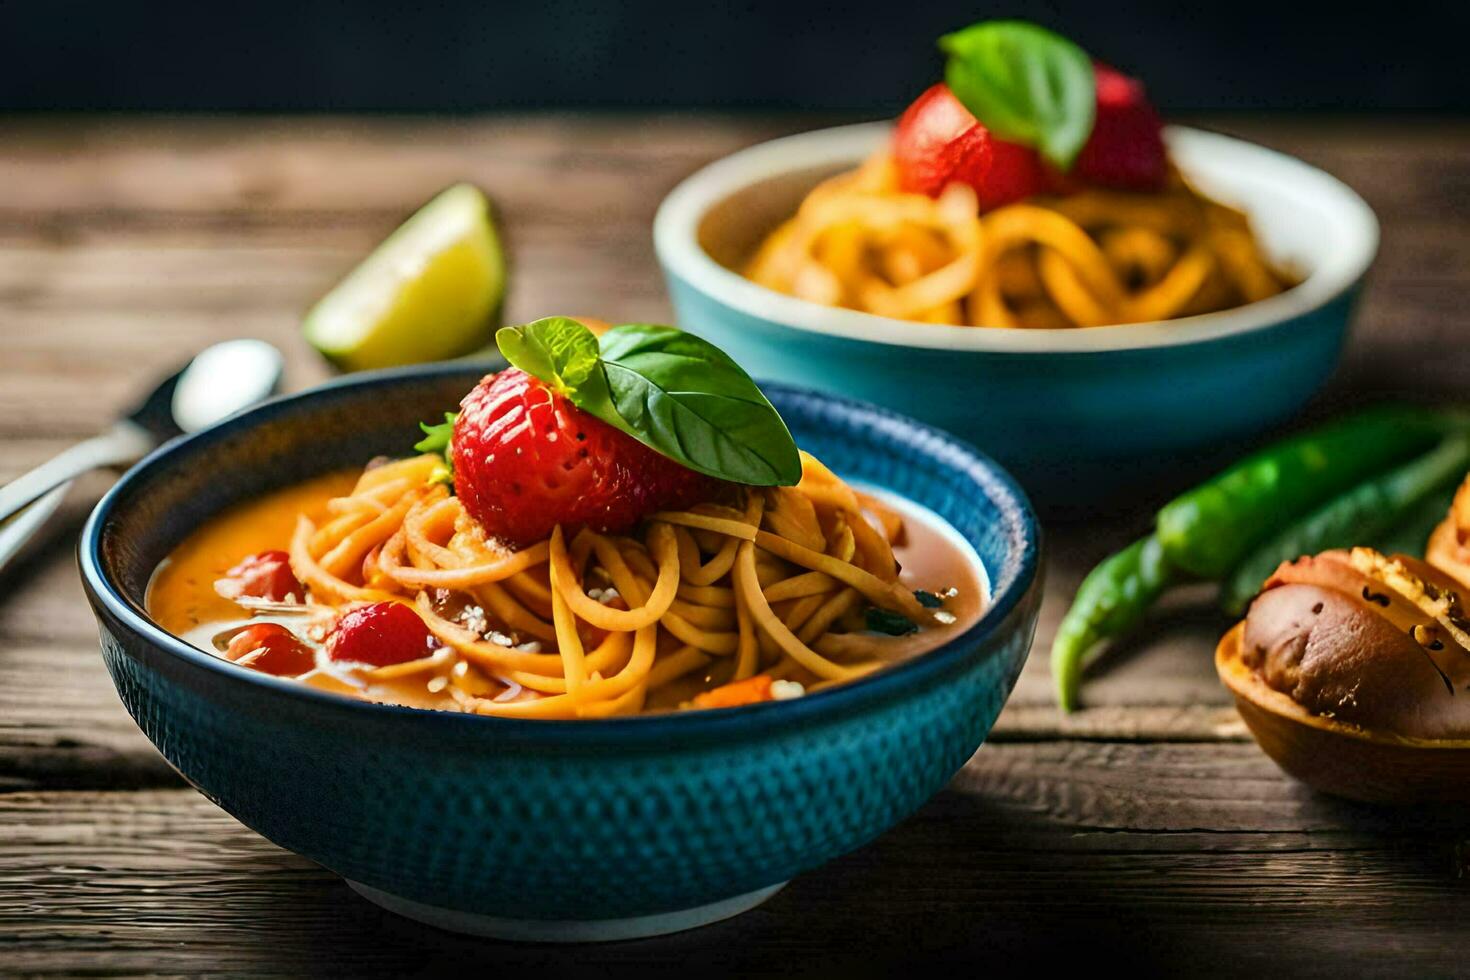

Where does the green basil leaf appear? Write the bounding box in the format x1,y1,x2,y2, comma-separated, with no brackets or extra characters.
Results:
495,317,602,396
940,20,1095,169
596,324,801,486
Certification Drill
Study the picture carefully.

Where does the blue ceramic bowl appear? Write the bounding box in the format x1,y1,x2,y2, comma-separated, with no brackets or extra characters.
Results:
654,123,1379,502
79,364,1041,942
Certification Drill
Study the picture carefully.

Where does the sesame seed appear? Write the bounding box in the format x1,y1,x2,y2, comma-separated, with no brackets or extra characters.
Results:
459,605,488,635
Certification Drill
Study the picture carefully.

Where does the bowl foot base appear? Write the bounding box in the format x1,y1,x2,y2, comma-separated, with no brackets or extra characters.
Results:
345,879,787,943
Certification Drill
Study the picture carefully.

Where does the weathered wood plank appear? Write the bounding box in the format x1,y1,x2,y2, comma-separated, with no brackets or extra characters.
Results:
0,116,808,233
2,744,1467,975
0,115,1464,212
0,507,107,644
0,642,176,792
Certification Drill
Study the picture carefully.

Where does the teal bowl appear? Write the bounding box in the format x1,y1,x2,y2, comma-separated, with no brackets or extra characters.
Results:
654,123,1378,503
78,364,1041,942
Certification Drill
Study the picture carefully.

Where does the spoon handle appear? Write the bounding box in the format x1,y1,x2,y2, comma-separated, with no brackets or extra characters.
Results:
0,482,70,577
0,422,154,523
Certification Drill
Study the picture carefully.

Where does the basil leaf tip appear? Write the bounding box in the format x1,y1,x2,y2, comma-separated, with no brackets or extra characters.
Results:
939,19,1096,170
492,317,801,487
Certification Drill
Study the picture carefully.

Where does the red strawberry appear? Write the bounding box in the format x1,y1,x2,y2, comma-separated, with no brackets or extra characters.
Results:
893,83,993,198
216,550,303,604
225,623,317,677
981,137,1054,209
1073,64,1167,191
326,602,436,667
892,83,1050,211
451,369,717,546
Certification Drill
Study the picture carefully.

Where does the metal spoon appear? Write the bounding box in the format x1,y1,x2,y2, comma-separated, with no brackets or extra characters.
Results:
0,339,284,570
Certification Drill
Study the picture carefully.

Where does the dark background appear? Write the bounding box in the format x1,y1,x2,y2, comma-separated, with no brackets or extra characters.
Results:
2,0,1464,113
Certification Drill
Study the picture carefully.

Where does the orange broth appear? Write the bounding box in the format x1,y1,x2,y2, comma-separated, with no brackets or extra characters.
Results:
146,471,986,714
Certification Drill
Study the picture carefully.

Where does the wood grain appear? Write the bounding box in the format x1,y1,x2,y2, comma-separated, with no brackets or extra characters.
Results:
3,744,1468,975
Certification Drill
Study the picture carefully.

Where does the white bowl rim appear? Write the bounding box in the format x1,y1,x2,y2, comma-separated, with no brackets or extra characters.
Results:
653,121,1379,354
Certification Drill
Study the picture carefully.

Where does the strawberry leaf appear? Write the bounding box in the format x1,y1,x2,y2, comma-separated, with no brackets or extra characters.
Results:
414,412,458,486
413,413,457,454
495,316,602,397
940,20,1095,170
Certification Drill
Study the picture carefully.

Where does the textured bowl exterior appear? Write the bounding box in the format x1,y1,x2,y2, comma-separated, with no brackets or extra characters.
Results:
81,365,1040,921
664,268,1359,502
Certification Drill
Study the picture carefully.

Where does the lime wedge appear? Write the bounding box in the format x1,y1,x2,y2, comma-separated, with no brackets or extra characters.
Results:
304,183,505,372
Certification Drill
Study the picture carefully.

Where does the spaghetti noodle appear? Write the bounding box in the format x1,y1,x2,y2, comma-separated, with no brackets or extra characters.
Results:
745,154,1296,329
149,450,981,717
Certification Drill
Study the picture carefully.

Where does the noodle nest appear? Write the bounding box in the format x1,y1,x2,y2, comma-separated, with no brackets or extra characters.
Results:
744,154,1295,329
286,451,957,718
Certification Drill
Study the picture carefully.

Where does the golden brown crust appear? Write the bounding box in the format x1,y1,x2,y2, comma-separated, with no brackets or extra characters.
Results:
1350,549,1470,653
1243,584,1469,737
1428,475,1470,589
1264,550,1427,635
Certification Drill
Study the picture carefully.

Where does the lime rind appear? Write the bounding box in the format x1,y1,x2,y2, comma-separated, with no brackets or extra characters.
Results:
304,183,506,372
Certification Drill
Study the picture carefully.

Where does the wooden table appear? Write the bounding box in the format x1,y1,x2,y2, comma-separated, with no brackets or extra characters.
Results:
2,115,1467,975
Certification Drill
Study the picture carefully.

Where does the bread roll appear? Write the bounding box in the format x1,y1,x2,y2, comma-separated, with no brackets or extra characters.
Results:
1243,548,1470,739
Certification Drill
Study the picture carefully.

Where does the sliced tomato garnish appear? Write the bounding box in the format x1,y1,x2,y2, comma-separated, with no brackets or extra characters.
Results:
225,623,317,677
326,602,437,668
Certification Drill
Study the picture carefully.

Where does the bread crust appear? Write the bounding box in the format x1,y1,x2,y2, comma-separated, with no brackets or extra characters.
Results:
1246,555,1470,740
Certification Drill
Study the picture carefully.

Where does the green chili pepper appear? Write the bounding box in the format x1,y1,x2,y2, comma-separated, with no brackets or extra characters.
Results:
1367,481,1460,559
1052,534,1176,712
1219,434,1470,616
1155,407,1449,579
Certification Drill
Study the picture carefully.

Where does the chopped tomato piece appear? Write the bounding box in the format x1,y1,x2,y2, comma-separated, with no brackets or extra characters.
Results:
326,601,436,667
216,550,303,604
692,674,774,710
892,83,1050,211
225,623,317,677
893,83,994,198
